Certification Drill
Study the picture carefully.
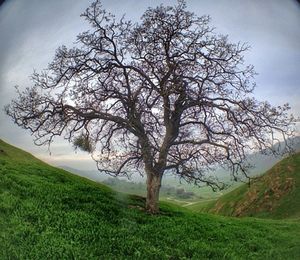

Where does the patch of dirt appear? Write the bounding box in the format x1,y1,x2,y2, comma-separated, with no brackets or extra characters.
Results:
211,201,224,214
233,168,295,217
287,165,294,173
234,188,259,217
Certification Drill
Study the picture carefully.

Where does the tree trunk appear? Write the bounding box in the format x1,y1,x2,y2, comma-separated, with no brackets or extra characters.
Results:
145,171,162,214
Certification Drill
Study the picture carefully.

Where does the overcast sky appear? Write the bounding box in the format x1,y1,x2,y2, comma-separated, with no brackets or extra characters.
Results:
0,0,299,170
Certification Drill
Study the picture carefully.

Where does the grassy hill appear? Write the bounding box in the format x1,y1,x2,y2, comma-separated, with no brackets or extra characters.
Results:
1,139,300,259
188,153,300,219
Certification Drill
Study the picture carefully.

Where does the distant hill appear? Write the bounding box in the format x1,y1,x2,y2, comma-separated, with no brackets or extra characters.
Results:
59,166,225,201
199,136,300,184
59,136,300,202
1,138,300,258
60,166,200,202
189,152,300,219
243,136,300,178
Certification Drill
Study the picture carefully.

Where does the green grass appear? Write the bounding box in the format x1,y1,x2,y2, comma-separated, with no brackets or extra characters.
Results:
1,139,300,259
188,153,300,220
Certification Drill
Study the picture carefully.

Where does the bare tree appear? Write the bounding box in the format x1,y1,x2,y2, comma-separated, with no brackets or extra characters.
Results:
6,0,294,213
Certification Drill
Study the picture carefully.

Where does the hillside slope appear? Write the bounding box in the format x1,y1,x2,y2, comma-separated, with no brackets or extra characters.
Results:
190,153,300,219
1,139,300,259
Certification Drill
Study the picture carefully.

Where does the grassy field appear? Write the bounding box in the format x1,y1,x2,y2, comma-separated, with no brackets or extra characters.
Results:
1,139,300,259
187,153,300,220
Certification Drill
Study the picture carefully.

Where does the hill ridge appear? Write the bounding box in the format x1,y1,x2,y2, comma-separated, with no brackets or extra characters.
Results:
189,152,300,219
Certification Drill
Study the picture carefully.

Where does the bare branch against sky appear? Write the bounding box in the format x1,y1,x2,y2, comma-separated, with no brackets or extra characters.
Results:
0,0,299,170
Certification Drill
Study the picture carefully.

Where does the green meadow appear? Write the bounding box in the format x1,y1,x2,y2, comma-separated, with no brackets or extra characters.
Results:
1,139,300,259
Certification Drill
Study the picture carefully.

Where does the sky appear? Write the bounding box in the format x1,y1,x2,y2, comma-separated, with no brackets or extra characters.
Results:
0,0,299,171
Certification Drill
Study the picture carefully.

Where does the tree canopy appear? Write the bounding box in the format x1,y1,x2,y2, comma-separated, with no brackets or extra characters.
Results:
6,0,294,213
